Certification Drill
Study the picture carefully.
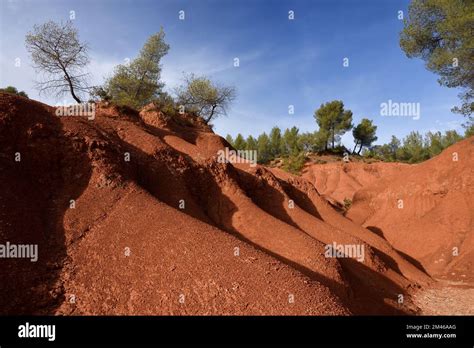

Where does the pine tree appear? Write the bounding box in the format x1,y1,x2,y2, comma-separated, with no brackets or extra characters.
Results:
257,133,272,163
400,0,474,117
106,29,169,109
314,100,353,149
281,127,300,155
233,134,246,150
225,134,234,147
245,135,257,151
269,126,282,158
352,118,377,154
176,74,236,124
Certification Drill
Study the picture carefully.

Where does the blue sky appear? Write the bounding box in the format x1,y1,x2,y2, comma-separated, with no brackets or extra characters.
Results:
0,0,465,146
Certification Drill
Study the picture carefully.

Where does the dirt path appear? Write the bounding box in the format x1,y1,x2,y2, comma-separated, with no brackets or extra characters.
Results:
413,279,474,315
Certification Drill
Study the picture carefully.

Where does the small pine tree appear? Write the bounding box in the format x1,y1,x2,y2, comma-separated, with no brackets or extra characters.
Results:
269,126,282,159
257,133,272,163
0,86,28,98
245,135,257,151
225,134,234,147
314,100,353,150
176,74,236,124
282,152,306,175
106,29,169,109
281,127,300,156
398,131,429,163
352,118,378,154
233,134,246,150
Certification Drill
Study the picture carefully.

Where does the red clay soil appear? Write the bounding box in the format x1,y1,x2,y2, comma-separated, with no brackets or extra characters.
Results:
304,140,474,285
303,161,408,208
0,93,437,315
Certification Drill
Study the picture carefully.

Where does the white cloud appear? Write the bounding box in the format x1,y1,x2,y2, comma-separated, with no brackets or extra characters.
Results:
87,55,121,86
434,119,464,131
161,46,265,93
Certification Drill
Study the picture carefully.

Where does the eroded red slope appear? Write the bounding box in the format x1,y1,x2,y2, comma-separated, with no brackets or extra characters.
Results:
0,94,432,315
346,139,474,280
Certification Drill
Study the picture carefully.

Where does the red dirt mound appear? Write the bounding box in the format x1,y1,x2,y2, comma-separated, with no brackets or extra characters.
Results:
303,140,473,283
0,93,433,315
303,161,407,208
346,139,474,280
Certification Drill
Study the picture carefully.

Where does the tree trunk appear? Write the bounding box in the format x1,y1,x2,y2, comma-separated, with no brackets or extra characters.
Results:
204,104,217,124
63,71,81,103
357,143,363,154
332,128,335,149
68,83,81,104
352,141,359,154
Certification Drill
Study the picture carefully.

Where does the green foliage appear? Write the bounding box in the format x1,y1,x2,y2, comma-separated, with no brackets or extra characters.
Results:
396,131,429,163
425,131,445,157
176,73,236,124
106,29,169,109
90,86,111,102
257,133,272,163
297,132,318,152
314,100,353,149
400,0,474,117
282,152,306,175
245,135,257,151
226,123,349,167
152,91,178,117
281,126,301,156
233,134,246,150
343,198,352,210
366,135,401,162
388,136,401,160
225,134,234,146
269,127,282,159
313,129,331,152
352,118,378,154
226,123,463,169
298,131,329,153
365,130,464,163
444,129,463,143
465,123,474,137
0,86,28,98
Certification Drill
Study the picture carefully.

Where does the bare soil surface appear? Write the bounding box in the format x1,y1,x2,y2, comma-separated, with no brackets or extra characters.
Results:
1,93,470,315
304,139,474,280
413,280,474,315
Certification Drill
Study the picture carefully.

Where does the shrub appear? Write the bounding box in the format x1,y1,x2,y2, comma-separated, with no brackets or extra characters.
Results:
90,86,111,102
0,86,28,98
343,198,352,210
105,29,169,109
175,73,236,124
152,92,178,117
282,152,306,175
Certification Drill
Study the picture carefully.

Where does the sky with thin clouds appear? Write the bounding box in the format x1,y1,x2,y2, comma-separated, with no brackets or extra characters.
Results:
0,0,466,146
